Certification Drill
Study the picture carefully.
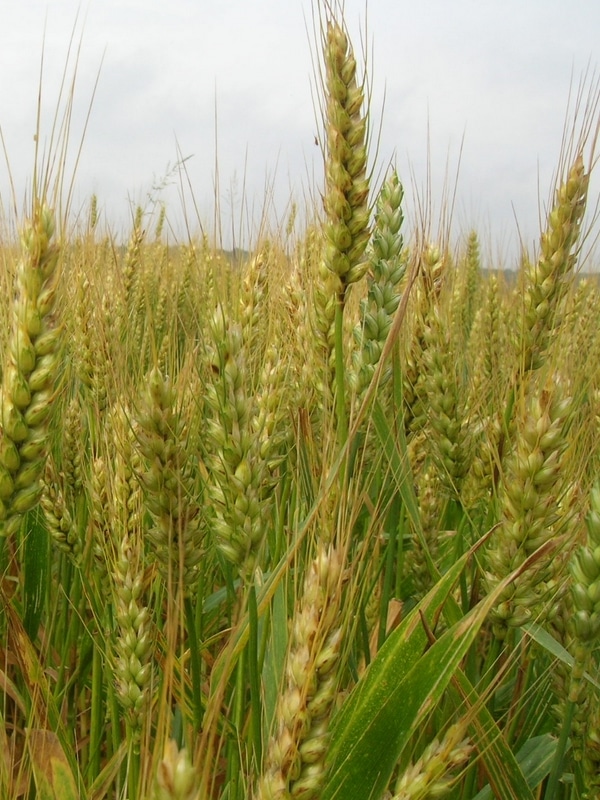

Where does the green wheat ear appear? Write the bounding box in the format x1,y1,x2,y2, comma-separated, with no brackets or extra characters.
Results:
484,379,574,639
520,154,589,373
351,168,406,400
134,366,205,592
322,19,371,293
0,205,63,537
256,543,344,800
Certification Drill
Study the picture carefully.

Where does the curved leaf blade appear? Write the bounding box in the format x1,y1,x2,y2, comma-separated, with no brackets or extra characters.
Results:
323,543,553,800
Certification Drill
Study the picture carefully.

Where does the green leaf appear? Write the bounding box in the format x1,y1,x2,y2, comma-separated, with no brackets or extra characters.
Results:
372,399,423,545
323,541,554,800
22,506,50,640
87,742,127,800
472,734,559,800
523,621,600,690
451,668,535,800
324,552,469,800
263,578,288,735
328,548,468,750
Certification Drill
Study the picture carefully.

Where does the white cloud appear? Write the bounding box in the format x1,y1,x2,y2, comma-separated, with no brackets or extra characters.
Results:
0,0,598,258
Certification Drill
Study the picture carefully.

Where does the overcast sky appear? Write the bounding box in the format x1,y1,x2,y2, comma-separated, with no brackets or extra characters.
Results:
1,1,599,264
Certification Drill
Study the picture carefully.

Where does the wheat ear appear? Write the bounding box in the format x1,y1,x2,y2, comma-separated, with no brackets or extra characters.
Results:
0,205,62,537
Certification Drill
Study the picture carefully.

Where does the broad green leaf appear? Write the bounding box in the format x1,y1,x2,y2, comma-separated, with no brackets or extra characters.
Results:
328,547,469,745
324,609,482,798
323,542,554,800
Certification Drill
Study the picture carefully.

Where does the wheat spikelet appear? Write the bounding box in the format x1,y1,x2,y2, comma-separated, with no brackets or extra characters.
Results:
154,204,166,242
283,253,316,414
350,168,406,400
402,244,445,440
88,193,98,231
548,483,600,794
404,466,445,596
484,378,575,638
40,456,79,560
134,366,205,593
254,342,292,473
205,307,272,575
122,206,145,320
152,740,198,800
112,524,153,735
240,244,271,388
256,544,343,800
450,230,482,349
422,304,473,501
321,19,370,292
390,723,472,800
520,154,589,373
567,483,600,698
0,205,63,537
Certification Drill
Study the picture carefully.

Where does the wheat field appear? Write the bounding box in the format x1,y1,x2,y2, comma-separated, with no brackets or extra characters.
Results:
0,6,600,800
